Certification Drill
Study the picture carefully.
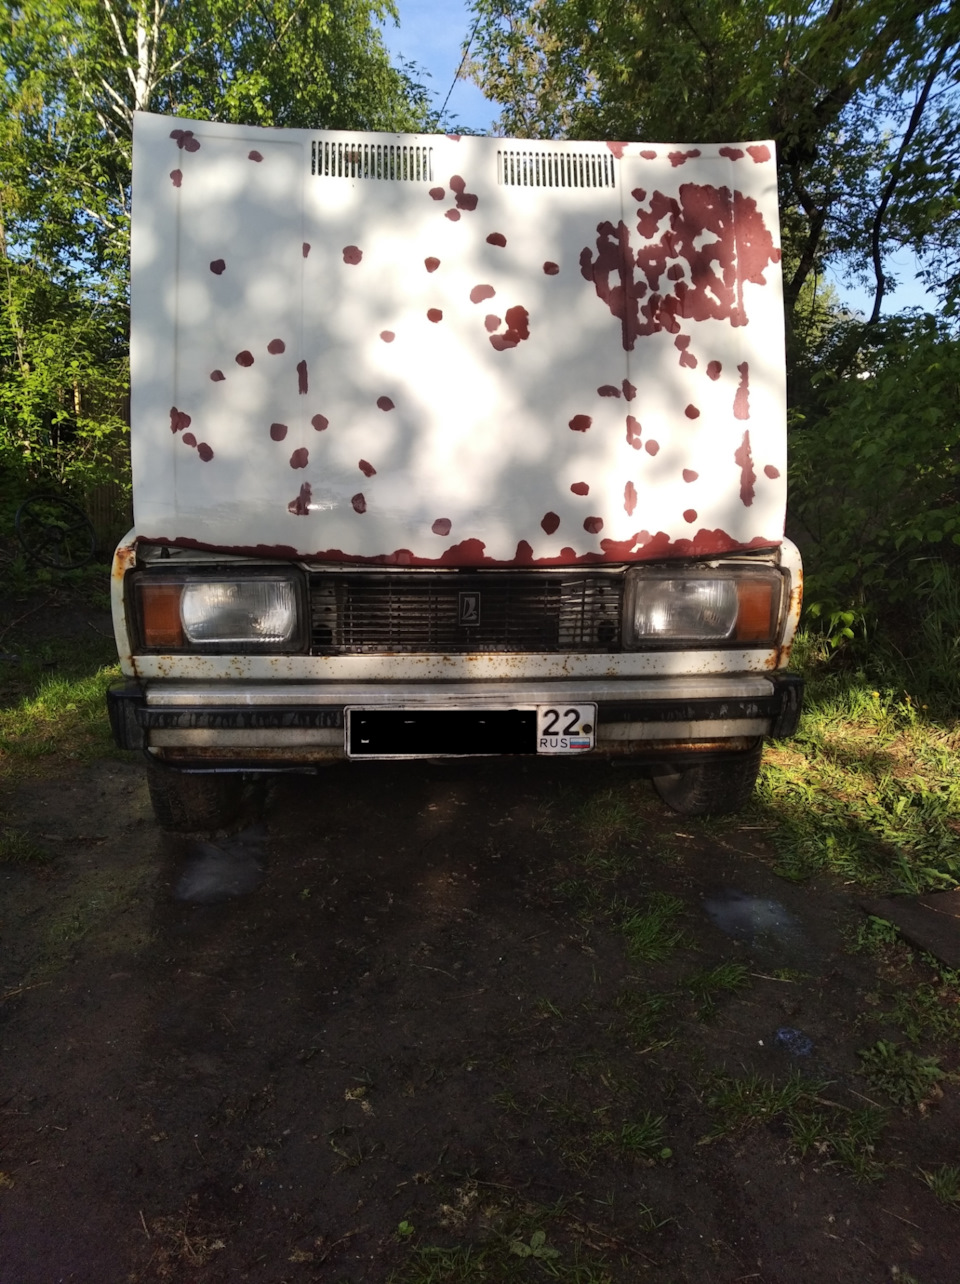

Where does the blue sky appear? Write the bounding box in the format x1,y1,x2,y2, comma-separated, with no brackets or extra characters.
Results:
380,1,937,316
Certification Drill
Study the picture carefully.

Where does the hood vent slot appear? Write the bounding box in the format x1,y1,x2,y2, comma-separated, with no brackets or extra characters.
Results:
498,148,616,188
312,140,433,182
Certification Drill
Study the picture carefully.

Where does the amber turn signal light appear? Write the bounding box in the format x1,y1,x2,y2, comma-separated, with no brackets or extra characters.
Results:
735,578,778,642
139,582,184,647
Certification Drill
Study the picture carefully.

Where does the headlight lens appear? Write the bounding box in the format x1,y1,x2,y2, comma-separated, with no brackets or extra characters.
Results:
137,572,302,650
623,569,782,647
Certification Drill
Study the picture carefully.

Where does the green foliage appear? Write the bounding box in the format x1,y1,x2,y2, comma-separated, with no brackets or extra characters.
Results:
857,1039,946,1108
790,316,960,633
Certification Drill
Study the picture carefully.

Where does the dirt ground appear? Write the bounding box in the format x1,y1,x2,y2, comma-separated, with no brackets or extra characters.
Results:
1,603,958,1283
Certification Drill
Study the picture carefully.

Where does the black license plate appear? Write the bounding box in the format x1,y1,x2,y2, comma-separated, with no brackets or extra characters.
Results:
347,708,537,758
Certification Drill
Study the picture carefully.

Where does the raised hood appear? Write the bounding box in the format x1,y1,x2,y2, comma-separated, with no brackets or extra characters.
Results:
130,115,786,566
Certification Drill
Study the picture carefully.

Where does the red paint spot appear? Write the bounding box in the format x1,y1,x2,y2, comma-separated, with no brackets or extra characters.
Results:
569,415,592,433
377,396,395,412
584,516,604,534
170,407,191,434
747,144,771,163
683,509,698,524
288,483,312,516
427,308,443,323
645,439,660,456
489,334,517,351
450,175,478,210
484,314,501,332
236,351,254,367
685,404,700,419
351,493,367,514
606,142,628,158
197,443,213,462
429,187,445,200
706,360,722,381
358,459,376,477
425,257,440,273
290,448,308,469
470,284,495,304
297,360,308,395
170,169,182,188
675,336,697,369
719,147,744,161
541,512,560,535
182,432,197,448
598,385,621,398
170,129,199,152
504,305,529,339
667,264,684,281
445,209,461,222
210,370,225,382
311,414,329,432
302,242,311,258
764,464,780,479
342,246,362,265
270,422,288,441
571,482,589,496
668,149,701,167
543,262,560,275
210,259,225,275
432,518,452,536
581,184,780,348
734,361,750,420
446,134,461,142
735,430,756,506
380,331,395,342
640,149,657,160
682,468,699,483
267,338,286,354
626,415,642,449
623,380,637,401
624,481,637,516
248,150,263,162
486,233,507,247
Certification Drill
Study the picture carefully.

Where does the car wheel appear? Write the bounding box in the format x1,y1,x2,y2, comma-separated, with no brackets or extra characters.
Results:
145,759,245,832
652,741,763,816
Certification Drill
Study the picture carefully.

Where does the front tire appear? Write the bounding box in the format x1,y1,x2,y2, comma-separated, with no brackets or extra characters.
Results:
145,759,245,832
652,742,763,816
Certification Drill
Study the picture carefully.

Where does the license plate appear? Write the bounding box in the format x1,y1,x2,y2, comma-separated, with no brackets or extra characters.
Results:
345,705,596,759
535,704,596,754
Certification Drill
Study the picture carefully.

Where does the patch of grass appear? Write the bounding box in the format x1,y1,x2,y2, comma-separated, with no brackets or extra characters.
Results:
918,1163,960,1208
591,1112,671,1164
683,961,750,1018
0,664,119,770
616,891,690,961
0,827,50,864
872,972,960,1046
757,645,960,893
615,990,676,1050
856,1040,946,1108
704,1069,821,1136
786,1105,888,1181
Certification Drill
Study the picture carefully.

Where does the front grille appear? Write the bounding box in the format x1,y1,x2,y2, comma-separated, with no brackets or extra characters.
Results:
310,572,623,654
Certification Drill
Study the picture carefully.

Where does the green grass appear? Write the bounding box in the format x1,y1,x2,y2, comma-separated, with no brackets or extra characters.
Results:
856,1040,946,1108
0,826,50,863
756,632,960,893
0,664,119,769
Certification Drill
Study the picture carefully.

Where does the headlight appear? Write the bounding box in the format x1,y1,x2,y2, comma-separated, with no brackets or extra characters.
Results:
623,568,783,647
136,571,303,651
